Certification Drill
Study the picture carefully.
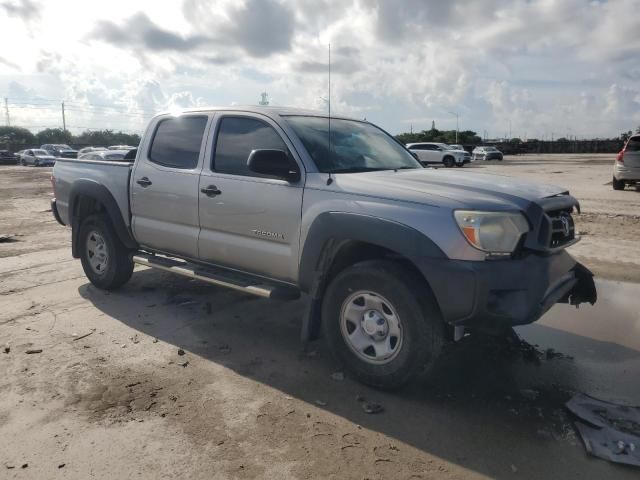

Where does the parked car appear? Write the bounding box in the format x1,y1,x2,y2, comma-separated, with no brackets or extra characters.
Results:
20,149,57,166
77,147,107,157
0,150,16,165
41,144,78,158
613,134,640,190
14,150,25,162
51,106,596,389
472,146,503,161
79,149,130,161
406,142,466,167
108,145,136,151
447,144,471,163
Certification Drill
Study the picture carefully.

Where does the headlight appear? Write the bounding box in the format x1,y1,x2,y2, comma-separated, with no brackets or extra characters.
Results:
454,210,529,254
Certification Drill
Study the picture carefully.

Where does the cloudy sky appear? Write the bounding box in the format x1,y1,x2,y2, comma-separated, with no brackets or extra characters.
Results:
1,0,639,139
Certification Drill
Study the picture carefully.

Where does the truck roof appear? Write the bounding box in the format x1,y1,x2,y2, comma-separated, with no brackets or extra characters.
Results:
156,105,361,122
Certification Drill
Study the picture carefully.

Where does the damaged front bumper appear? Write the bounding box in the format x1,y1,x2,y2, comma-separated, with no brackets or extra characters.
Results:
416,250,597,334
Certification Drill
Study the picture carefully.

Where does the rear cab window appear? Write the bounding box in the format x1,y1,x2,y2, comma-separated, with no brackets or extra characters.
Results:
148,116,208,169
627,136,640,152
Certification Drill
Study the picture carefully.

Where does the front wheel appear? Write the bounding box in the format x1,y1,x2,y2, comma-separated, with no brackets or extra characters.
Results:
612,176,625,190
322,260,445,390
443,156,455,168
79,214,133,290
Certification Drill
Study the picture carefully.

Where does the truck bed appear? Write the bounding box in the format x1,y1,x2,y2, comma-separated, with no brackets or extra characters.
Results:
52,158,133,227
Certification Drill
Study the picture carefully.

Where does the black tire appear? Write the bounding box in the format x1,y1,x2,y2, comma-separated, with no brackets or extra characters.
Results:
443,156,455,168
321,260,446,390
78,214,133,290
612,176,625,191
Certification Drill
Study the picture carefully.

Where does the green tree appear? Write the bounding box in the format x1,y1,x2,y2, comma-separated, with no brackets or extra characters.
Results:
36,128,72,145
74,129,140,147
395,128,481,145
0,126,36,151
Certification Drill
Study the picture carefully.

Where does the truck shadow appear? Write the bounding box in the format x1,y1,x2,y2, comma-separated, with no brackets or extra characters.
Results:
79,267,640,479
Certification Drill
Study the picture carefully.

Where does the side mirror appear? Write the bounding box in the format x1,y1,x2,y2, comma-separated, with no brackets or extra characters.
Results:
247,149,300,182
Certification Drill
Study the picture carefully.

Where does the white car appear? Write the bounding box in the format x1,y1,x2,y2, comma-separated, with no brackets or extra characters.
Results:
613,134,640,190
79,149,132,161
472,146,503,161
108,145,136,150
77,146,107,157
19,149,57,166
447,144,471,163
406,142,466,168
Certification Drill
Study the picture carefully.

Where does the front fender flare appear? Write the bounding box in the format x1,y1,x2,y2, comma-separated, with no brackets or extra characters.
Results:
298,212,446,341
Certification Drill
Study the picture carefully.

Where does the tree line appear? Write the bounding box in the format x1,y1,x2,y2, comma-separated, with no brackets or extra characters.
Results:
0,126,141,151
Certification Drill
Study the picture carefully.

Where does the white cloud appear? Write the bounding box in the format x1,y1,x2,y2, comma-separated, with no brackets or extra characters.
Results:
0,0,639,137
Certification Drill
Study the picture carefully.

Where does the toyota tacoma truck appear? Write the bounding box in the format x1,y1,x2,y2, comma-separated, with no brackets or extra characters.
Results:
50,107,597,389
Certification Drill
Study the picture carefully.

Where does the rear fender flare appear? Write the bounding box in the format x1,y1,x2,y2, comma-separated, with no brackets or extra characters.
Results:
69,180,137,257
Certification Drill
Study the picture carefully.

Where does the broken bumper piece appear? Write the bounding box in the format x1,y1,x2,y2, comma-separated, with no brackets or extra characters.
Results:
416,250,597,333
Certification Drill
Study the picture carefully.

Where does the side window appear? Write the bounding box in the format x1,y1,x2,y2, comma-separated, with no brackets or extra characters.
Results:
149,116,208,169
627,137,640,152
213,116,288,176
411,145,424,150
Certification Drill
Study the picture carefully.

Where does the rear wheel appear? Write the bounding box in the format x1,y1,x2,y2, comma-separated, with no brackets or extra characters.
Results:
322,260,445,390
443,156,455,168
79,214,133,290
612,176,625,191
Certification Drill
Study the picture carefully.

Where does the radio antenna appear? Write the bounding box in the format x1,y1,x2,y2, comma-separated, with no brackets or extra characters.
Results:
326,42,333,185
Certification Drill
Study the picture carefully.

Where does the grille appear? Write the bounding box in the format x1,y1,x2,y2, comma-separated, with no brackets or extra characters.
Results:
547,209,575,249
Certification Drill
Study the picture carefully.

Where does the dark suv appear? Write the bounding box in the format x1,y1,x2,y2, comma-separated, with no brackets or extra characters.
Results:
41,144,78,159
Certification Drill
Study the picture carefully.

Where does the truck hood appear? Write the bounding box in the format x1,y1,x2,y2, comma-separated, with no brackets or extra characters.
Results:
334,168,571,211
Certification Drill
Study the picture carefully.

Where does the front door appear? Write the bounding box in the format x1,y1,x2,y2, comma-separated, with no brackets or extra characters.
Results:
131,114,211,259
198,113,304,283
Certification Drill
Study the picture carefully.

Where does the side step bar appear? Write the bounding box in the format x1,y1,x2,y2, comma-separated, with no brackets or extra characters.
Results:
132,253,300,300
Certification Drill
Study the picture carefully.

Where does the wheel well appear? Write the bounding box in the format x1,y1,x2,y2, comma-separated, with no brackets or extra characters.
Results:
302,240,449,342
326,240,424,282
73,194,105,224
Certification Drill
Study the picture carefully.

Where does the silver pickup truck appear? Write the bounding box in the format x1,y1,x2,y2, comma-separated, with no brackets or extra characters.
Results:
51,106,596,389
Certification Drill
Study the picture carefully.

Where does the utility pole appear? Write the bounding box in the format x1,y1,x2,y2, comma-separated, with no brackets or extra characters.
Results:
447,111,459,143
4,98,10,126
61,101,66,131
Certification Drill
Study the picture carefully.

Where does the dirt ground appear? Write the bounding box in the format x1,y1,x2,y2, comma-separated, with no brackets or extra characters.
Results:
1,155,639,479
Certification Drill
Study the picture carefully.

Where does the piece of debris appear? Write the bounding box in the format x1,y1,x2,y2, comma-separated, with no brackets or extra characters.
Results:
58,464,65,469
25,349,42,354
21,464,28,469
356,395,384,414
73,330,95,341
331,372,345,381
177,348,185,356
219,344,231,354
0,234,17,243
131,334,139,344
126,381,141,388
153,338,159,343
520,389,540,401
315,400,327,407
566,393,640,467
3,346,9,354
178,361,189,368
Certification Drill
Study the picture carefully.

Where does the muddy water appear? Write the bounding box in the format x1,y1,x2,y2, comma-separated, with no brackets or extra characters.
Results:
516,278,640,403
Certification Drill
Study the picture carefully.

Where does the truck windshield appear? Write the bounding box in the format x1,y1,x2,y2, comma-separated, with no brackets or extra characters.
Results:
285,116,421,173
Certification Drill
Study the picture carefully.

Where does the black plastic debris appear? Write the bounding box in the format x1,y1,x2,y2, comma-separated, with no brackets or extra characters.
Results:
566,393,640,467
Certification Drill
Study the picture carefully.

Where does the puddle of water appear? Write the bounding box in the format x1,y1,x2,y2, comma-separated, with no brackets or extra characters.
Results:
534,278,640,352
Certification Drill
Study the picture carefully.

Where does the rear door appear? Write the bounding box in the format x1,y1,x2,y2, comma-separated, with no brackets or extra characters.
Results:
131,114,211,259
625,136,640,169
409,144,429,163
198,113,304,283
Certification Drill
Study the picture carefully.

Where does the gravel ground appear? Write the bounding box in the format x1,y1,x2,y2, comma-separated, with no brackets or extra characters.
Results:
1,156,639,480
